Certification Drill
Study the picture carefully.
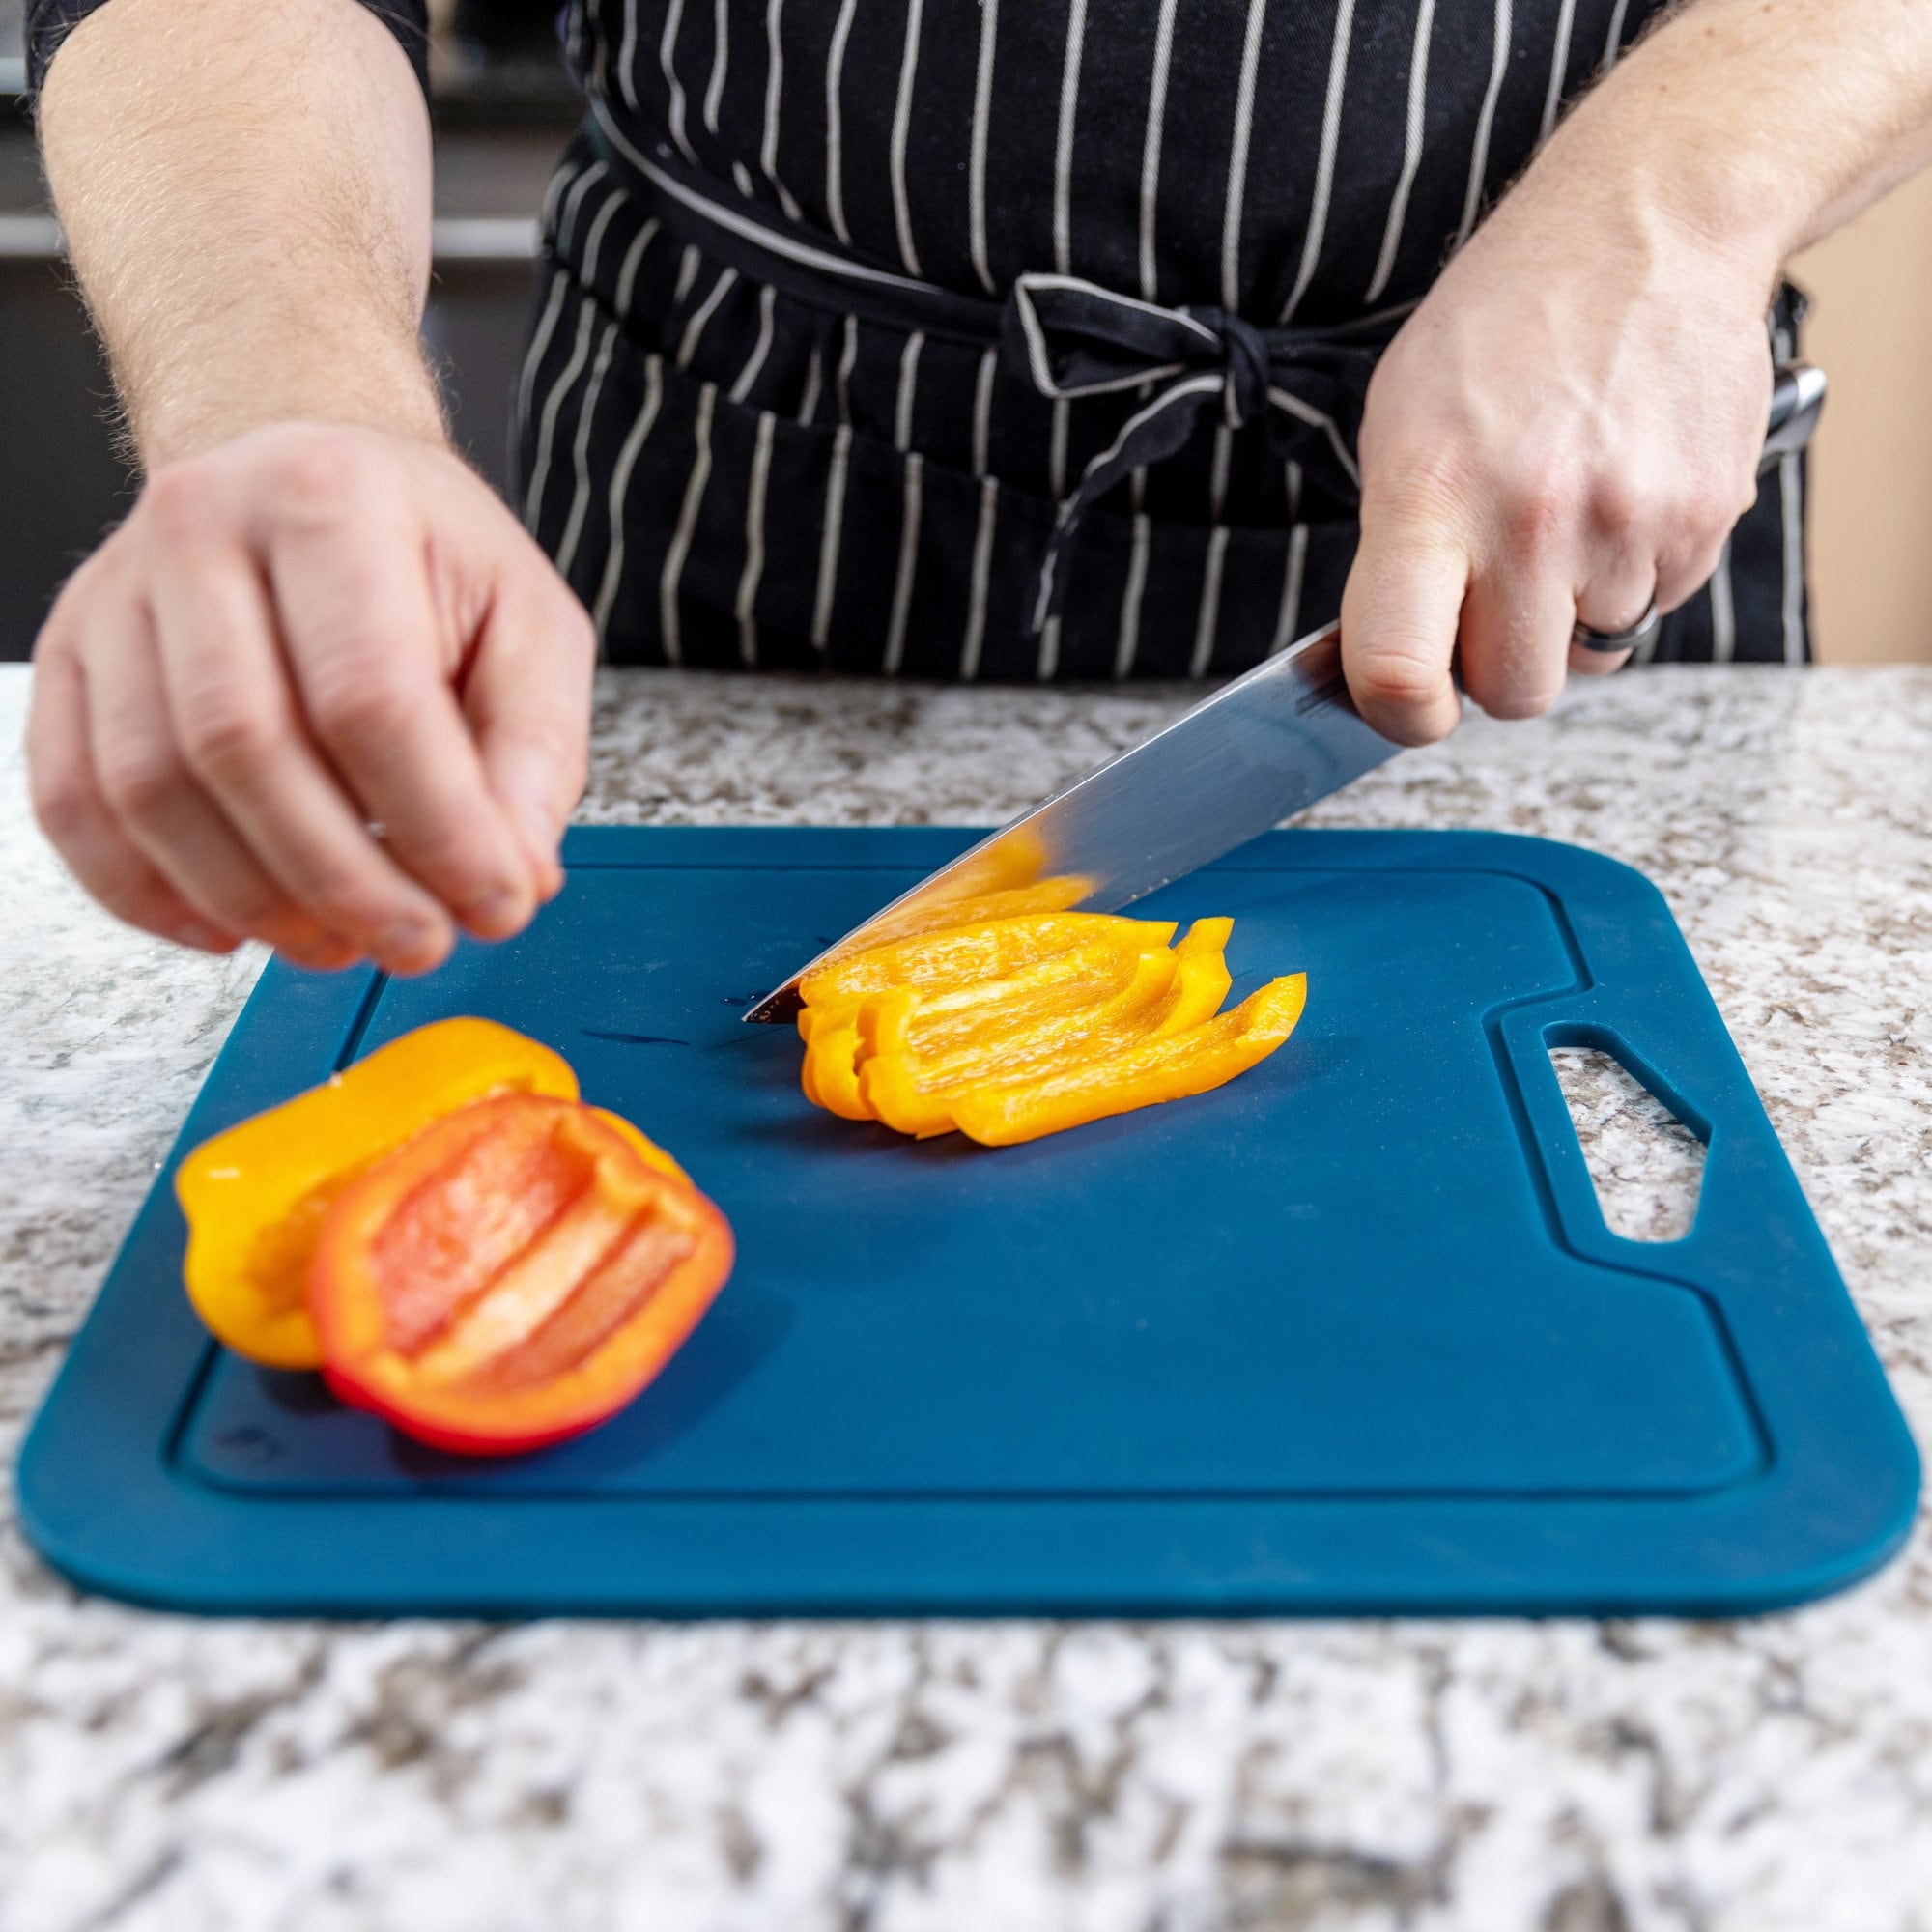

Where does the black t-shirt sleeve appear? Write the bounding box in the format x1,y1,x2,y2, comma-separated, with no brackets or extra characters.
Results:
25,0,433,99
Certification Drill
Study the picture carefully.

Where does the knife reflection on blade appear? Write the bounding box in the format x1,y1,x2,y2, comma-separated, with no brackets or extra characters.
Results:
743,617,1379,1022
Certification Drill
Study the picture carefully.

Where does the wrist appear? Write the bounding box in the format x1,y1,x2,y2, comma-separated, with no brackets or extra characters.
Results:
1501,111,1791,317
1521,18,1833,298
133,331,448,470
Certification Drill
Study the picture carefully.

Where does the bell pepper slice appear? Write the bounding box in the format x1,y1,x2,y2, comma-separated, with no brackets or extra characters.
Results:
813,875,1093,961
910,915,1232,1066
309,1093,733,1456
797,907,1305,1146
801,929,1175,1120
856,919,1234,1137
176,1017,580,1368
883,928,1174,1040
948,972,1309,1147
798,912,1176,1009
1151,917,1236,1036
798,998,879,1120
859,946,1182,1136
798,908,1116,1049
799,921,1176,1122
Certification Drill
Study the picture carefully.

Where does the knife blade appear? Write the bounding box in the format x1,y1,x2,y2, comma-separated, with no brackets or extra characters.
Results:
743,617,1378,1021
745,360,1825,1024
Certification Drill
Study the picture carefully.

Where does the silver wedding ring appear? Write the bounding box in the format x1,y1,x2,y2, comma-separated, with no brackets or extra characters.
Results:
1573,599,1661,655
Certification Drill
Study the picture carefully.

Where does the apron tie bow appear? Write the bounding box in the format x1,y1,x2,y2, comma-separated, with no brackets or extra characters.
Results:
999,271,1403,632
1196,306,1271,429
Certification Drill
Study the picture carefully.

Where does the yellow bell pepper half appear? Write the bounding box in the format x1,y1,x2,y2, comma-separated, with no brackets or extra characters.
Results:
176,1017,582,1368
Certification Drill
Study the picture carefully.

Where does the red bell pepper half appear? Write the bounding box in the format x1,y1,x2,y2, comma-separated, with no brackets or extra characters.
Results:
308,1092,734,1456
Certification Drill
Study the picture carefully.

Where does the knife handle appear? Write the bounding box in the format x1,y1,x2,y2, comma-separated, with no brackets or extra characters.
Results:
1761,361,1826,470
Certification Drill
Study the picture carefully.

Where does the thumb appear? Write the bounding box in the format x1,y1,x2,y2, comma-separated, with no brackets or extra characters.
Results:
1339,494,1469,747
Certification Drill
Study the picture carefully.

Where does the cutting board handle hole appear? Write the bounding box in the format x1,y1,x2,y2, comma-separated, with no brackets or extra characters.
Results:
1548,1045,1707,1242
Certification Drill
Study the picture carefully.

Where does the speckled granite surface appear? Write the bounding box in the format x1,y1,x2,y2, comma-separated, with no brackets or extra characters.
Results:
2,662,1929,1932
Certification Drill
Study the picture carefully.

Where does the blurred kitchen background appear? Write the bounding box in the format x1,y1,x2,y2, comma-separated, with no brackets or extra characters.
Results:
1,0,1929,665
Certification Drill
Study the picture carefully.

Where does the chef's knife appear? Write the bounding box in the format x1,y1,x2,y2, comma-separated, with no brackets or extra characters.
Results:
745,360,1825,1023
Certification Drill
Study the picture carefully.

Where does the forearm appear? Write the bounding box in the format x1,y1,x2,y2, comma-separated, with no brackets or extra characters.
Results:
1522,0,1932,282
1344,0,1929,736
38,0,441,469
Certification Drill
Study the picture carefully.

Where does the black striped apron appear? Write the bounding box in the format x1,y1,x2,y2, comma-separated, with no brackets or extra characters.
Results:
517,0,1811,679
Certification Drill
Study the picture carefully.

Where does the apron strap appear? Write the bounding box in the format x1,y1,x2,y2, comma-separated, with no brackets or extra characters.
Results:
586,96,1414,632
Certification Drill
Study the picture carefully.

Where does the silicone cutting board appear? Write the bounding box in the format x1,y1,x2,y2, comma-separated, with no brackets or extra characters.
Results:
16,828,1918,1616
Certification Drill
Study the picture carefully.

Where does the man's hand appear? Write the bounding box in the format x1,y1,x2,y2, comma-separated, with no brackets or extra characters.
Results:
30,0,594,973
1342,180,1775,742
1340,0,1932,742
29,425,593,976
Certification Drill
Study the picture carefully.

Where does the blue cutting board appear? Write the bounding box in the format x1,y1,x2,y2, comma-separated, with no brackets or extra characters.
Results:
15,828,1918,1615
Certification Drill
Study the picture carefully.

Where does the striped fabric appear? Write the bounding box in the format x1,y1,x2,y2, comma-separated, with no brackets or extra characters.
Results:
27,0,1811,677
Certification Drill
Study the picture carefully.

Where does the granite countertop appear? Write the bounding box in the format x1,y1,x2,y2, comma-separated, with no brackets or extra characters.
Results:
2,661,1929,1931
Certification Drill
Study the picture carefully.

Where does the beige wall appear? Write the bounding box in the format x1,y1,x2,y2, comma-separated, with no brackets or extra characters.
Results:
1792,170,1932,664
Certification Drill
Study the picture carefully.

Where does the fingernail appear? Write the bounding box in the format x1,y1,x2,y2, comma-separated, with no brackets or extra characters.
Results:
176,922,237,952
509,798,564,887
375,917,445,972
461,883,526,934
281,931,360,972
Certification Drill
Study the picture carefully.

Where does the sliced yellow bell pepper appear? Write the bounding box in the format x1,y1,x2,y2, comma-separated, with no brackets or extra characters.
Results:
795,904,1305,1147
860,946,1181,1136
889,930,1172,1044
798,914,1177,1121
855,918,1238,1137
1151,917,1236,1035
950,972,1309,1147
816,876,1092,959
800,1005,876,1121
798,911,1176,1009
176,1017,580,1368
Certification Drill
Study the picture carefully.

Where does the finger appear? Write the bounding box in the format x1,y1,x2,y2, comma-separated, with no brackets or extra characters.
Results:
83,599,357,972
264,459,543,938
26,634,238,952
1568,510,1657,679
1568,638,1634,677
1457,557,1576,721
1654,525,1732,619
1567,570,1644,678
141,499,456,976
460,565,595,903
1340,514,1468,746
